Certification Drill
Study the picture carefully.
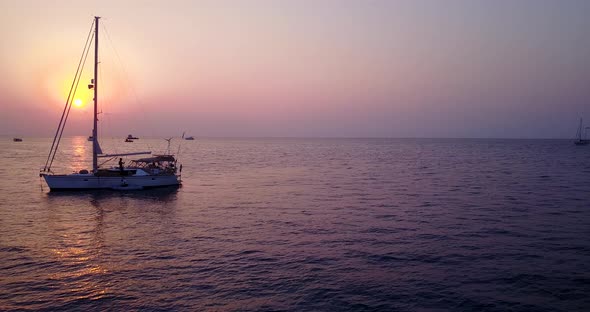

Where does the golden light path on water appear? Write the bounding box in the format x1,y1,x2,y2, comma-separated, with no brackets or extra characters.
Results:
46,197,111,302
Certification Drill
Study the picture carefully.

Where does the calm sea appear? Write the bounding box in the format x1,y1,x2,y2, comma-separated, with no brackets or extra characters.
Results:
0,137,589,311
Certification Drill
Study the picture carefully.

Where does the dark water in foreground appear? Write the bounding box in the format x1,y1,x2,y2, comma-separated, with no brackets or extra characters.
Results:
1,137,589,311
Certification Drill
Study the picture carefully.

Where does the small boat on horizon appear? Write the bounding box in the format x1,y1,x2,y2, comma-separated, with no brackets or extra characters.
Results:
185,136,195,140
127,134,139,140
574,118,589,146
125,138,134,142
13,138,23,142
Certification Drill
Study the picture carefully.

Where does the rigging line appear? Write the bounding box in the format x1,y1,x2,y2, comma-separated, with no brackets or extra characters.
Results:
102,23,135,101
45,23,93,171
46,21,94,171
96,52,119,156
101,23,123,150
51,37,93,165
99,158,115,168
97,49,117,157
48,29,94,171
49,42,92,171
176,132,184,160
103,22,150,137
43,19,95,172
98,56,105,143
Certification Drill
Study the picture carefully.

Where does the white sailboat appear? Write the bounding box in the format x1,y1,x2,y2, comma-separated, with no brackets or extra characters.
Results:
574,118,589,146
40,17,182,191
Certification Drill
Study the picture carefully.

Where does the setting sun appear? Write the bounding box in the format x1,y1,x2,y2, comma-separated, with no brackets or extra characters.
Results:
73,98,83,108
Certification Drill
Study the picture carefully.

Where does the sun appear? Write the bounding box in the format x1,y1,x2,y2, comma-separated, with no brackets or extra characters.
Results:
74,99,83,108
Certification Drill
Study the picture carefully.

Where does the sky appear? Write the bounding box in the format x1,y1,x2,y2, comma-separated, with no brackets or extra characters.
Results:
1,0,589,138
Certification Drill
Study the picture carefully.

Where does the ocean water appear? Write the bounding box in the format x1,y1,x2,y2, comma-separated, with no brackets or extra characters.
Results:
0,137,589,311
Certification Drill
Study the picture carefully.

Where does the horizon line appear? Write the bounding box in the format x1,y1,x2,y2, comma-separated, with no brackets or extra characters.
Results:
1,135,577,141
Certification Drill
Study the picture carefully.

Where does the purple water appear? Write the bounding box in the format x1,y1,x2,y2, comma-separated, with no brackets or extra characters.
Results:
1,137,589,311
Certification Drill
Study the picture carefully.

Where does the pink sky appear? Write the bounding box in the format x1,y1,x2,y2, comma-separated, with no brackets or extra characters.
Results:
1,0,589,138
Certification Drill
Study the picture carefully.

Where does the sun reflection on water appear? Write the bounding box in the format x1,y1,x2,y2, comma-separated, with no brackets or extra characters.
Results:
70,136,89,173
38,187,180,307
45,199,110,302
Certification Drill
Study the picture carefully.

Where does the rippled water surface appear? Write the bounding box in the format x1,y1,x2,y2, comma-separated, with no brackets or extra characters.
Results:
1,137,589,311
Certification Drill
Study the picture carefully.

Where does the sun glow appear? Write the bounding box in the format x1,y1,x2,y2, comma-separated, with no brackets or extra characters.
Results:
74,98,83,107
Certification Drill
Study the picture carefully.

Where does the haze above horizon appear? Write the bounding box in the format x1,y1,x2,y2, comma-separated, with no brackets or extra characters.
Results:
1,0,589,139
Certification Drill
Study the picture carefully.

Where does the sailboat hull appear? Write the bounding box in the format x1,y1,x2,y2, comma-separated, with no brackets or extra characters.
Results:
43,174,181,191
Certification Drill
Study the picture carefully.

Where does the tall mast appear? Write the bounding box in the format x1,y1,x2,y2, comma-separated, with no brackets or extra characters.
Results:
92,16,100,172
578,118,583,141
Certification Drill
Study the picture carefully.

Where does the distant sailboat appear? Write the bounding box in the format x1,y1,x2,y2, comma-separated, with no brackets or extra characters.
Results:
40,17,182,191
574,118,589,146
13,138,23,142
